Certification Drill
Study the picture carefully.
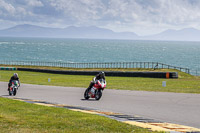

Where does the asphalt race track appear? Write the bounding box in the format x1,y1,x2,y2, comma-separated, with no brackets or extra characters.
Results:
0,81,200,128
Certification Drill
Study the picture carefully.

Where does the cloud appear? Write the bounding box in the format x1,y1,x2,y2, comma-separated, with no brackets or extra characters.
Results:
105,0,200,25
26,0,43,7
0,0,200,35
0,0,39,21
0,0,15,15
102,0,200,34
49,0,105,21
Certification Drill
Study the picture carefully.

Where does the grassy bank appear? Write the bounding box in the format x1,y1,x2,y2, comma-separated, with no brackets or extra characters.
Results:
0,68,200,93
0,97,155,133
0,64,191,73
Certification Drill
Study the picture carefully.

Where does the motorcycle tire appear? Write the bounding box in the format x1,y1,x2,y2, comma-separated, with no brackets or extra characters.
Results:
84,89,90,100
9,90,12,96
13,90,16,96
95,90,102,100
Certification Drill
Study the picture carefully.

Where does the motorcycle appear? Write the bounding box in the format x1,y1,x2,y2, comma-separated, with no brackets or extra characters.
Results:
84,79,106,100
9,80,19,96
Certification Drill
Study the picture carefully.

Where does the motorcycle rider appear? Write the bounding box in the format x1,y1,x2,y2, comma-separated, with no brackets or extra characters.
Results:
8,73,20,91
87,71,106,91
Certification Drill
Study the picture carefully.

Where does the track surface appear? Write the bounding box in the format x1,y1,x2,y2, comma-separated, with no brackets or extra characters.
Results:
0,81,200,128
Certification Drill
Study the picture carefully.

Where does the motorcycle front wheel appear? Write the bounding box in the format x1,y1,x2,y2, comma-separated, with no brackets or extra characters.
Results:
13,89,17,96
95,90,102,100
84,89,90,100
8,90,12,96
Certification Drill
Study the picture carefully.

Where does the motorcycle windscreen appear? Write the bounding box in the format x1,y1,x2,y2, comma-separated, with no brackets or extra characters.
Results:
12,80,19,86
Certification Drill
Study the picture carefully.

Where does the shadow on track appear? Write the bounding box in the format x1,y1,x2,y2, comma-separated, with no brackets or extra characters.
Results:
80,99,98,101
1,95,13,97
1,95,10,97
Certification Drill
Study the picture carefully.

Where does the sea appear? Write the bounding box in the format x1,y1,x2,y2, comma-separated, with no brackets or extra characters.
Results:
0,37,199,72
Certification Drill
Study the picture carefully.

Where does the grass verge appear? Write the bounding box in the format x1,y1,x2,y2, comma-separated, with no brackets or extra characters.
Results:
0,97,156,133
0,68,200,93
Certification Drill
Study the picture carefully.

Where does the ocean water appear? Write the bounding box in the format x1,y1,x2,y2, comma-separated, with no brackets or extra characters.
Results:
0,37,199,71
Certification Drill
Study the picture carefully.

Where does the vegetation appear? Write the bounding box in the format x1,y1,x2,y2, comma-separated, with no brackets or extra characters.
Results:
0,97,157,133
0,66,197,132
0,66,199,93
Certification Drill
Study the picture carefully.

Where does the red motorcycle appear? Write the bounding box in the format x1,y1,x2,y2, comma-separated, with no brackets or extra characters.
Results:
84,79,106,100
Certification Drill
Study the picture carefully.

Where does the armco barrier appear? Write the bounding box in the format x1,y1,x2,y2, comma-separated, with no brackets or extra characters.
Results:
17,68,178,78
0,67,17,70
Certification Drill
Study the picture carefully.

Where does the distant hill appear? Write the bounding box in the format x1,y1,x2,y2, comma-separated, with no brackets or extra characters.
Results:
144,28,200,41
0,24,200,41
0,24,138,40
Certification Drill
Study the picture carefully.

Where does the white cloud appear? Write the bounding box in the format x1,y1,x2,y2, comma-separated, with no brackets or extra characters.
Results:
105,0,200,25
0,0,15,15
25,0,43,7
49,0,105,21
1,0,200,35
101,0,200,35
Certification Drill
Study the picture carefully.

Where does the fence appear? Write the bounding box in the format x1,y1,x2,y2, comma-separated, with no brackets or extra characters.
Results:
0,60,192,74
190,70,200,76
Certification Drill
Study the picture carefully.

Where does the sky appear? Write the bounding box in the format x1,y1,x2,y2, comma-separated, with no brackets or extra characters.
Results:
0,0,200,35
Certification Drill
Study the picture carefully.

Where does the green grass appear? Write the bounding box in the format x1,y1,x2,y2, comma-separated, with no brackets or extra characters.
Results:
0,69,200,93
0,97,157,133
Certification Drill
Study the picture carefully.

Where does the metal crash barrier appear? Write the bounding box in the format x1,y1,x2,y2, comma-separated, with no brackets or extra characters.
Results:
17,68,178,79
0,67,17,70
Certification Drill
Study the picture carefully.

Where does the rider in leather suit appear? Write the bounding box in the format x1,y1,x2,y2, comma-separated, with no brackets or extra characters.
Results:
87,72,105,91
8,73,20,91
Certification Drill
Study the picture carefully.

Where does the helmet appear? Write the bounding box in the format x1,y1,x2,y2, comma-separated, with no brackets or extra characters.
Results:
13,73,18,78
99,71,105,78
